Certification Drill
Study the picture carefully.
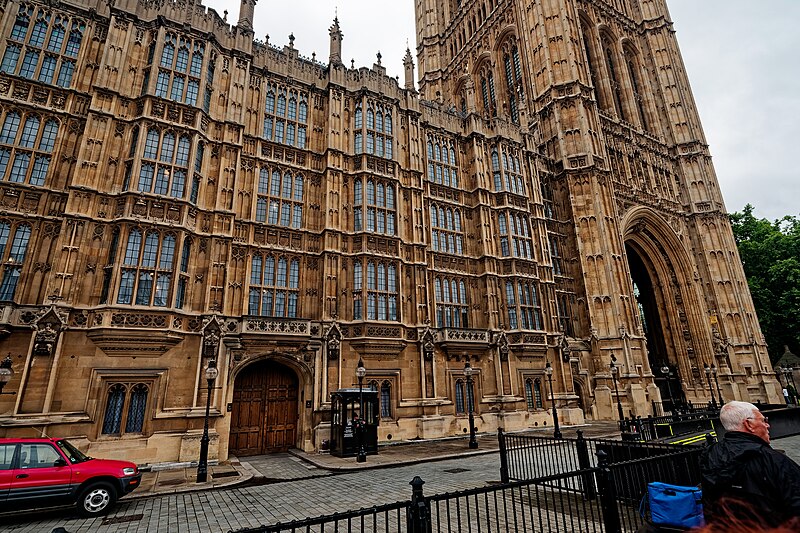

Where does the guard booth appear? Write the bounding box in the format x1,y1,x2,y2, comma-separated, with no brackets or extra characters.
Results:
330,388,379,457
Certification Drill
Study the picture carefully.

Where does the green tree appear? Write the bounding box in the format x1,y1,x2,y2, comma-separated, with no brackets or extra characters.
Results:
729,205,800,363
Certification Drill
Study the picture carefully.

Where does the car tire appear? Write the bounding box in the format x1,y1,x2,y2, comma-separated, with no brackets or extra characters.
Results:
76,482,117,517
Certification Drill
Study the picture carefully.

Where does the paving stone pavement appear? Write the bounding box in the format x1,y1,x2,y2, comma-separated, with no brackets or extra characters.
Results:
0,427,797,533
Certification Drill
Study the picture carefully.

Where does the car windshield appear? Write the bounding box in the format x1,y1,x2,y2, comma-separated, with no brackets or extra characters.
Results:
56,439,91,464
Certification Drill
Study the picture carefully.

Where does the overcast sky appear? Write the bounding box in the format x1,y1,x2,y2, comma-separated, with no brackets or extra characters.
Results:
205,0,799,221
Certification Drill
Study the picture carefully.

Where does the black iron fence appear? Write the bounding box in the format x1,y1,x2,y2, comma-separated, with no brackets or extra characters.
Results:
499,429,686,482
620,411,720,442
232,432,708,533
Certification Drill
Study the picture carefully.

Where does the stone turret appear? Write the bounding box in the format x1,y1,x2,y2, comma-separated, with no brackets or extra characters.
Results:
329,17,343,66
403,47,415,91
238,0,258,31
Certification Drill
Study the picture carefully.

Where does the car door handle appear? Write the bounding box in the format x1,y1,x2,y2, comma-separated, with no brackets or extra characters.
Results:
15,473,29,479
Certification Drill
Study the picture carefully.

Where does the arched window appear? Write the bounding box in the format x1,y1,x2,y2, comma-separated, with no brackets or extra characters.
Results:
353,178,396,235
625,46,650,132
152,33,202,105
425,135,459,188
263,83,308,148
354,101,394,158
255,168,303,227
0,222,31,301
1,7,82,88
117,230,178,307
497,211,532,259
502,43,524,123
370,380,393,418
352,259,398,321
102,382,150,436
175,237,191,309
0,111,58,186
137,129,191,198
434,277,469,328
430,203,464,254
505,280,543,330
478,63,497,117
525,378,544,410
603,36,626,121
249,255,301,317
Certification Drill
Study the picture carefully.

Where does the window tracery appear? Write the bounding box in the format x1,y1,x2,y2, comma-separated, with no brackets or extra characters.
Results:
255,167,303,228
264,83,308,149
353,259,398,321
133,127,192,199
353,178,396,235
1,5,84,88
0,110,58,186
248,255,300,317
490,145,524,195
101,382,149,436
0,221,31,301
505,279,543,330
148,33,204,106
426,135,458,188
430,203,464,254
354,101,393,158
498,210,533,259
434,276,469,328
116,228,179,307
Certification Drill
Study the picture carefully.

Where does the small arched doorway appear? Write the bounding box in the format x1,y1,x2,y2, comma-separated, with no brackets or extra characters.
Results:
229,359,299,456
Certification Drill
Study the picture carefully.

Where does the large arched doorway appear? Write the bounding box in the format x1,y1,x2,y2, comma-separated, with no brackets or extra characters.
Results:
625,242,685,410
229,360,299,456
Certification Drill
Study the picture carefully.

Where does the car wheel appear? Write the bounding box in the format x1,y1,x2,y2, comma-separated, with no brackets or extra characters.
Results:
77,482,117,517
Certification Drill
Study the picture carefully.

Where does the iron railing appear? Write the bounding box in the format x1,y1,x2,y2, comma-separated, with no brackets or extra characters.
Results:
232,433,709,533
499,429,687,482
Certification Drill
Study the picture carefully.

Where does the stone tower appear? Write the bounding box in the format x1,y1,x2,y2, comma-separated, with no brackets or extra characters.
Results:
413,0,779,414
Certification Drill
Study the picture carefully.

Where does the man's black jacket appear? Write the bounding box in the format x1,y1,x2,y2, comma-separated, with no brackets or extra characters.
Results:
700,431,800,526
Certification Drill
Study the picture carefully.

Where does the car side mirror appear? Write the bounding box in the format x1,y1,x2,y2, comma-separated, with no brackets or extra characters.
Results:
54,458,67,467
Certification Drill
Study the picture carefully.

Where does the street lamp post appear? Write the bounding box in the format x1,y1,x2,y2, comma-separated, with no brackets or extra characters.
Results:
356,358,367,463
0,355,15,395
660,365,675,415
711,364,724,405
196,359,219,483
463,362,478,449
703,364,718,410
609,358,624,422
544,361,562,439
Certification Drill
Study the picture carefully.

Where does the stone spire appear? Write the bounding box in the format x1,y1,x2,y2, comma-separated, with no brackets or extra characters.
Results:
329,16,343,66
403,46,415,91
238,0,258,31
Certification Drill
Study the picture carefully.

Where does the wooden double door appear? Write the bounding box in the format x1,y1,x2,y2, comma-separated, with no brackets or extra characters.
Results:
229,360,299,456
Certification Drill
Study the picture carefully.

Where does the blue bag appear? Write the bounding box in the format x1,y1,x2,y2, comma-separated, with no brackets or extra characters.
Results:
647,482,704,529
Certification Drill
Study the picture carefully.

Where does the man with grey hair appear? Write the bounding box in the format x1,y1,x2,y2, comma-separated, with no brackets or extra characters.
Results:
701,400,800,526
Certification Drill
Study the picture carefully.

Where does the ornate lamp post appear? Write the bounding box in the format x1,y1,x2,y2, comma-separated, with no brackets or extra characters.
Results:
196,359,219,483
356,357,367,463
703,364,718,409
463,362,478,449
711,364,724,405
610,357,624,422
0,355,15,395
660,365,675,415
544,361,562,439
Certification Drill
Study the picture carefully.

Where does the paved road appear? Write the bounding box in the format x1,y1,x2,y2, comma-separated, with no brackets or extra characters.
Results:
2,434,799,533
0,453,502,533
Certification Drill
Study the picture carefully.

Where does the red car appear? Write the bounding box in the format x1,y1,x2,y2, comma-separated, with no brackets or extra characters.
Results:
0,437,142,516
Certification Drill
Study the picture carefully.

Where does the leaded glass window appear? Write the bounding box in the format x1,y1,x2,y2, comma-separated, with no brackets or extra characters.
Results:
0,222,31,301
263,83,309,149
101,382,150,436
248,255,300,317
116,229,178,307
0,110,59,186
2,6,83,88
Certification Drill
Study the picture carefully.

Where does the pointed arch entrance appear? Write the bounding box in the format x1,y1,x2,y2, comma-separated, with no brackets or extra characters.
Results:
229,359,299,455
625,242,685,410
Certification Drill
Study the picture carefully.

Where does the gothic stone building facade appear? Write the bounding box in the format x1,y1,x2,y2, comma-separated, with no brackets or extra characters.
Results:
0,0,780,464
